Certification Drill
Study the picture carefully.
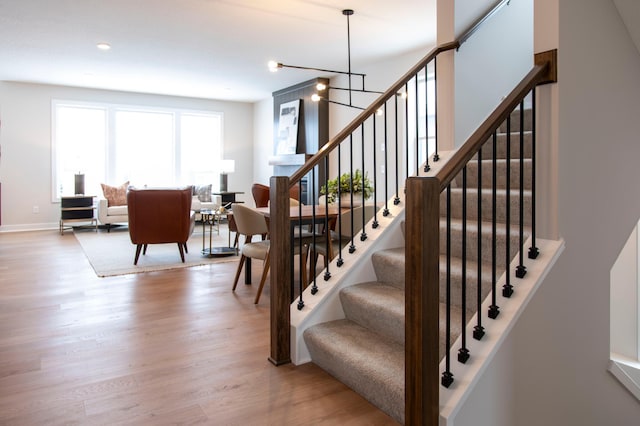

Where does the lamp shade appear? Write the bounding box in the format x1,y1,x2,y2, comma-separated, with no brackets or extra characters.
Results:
220,159,235,174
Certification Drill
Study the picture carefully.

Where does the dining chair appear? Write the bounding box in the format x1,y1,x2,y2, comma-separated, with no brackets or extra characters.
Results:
231,204,308,304
251,183,302,208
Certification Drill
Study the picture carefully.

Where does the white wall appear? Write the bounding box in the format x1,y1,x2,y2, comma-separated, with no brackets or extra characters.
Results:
0,82,254,231
252,97,274,187
455,0,640,424
454,0,533,146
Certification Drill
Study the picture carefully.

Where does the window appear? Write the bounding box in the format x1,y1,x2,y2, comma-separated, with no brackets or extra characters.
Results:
52,101,223,201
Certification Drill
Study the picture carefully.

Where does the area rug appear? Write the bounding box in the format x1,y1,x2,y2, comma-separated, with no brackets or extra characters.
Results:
74,226,238,277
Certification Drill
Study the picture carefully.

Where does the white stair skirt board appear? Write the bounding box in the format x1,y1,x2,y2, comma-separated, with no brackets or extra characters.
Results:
609,354,640,402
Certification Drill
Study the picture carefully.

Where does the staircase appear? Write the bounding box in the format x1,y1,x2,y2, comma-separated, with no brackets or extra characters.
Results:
303,108,533,424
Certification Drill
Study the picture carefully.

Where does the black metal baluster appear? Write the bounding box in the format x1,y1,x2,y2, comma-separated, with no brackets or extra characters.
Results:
474,146,485,340
433,57,440,162
336,142,344,267
384,101,391,216
297,173,306,310
359,123,366,242
503,116,514,298
488,131,500,319
393,92,400,206
414,76,419,176
370,114,378,231
458,166,470,363
322,159,331,282
529,88,539,259
516,101,527,278
423,65,430,173
442,184,454,387
348,129,356,254
405,82,409,183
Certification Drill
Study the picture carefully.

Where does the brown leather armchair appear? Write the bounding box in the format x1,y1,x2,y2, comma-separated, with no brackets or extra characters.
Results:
127,187,195,265
251,183,301,208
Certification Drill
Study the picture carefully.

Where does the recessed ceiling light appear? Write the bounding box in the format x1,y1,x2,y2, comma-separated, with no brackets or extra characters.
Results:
96,43,111,51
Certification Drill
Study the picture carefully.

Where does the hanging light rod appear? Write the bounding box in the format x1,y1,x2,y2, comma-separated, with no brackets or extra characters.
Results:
316,83,384,95
268,61,366,78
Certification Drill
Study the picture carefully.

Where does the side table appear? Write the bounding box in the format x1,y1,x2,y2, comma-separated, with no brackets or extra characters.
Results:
200,209,237,257
60,195,97,235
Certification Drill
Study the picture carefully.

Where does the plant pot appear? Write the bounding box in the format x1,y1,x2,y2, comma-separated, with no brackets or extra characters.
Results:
339,193,363,207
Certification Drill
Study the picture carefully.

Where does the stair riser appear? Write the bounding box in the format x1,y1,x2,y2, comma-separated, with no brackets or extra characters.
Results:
442,189,532,226
453,159,532,191
440,221,529,268
439,257,495,309
371,249,406,290
340,284,405,345
498,108,533,133
478,131,533,160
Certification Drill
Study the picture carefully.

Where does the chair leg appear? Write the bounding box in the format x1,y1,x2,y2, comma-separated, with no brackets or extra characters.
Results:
177,243,185,263
184,242,189,254
232,255,247,291
254,255,271,304
143,244,148,255
134,244,143,265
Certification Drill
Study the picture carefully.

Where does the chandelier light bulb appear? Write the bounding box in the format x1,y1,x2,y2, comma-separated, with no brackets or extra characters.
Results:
268,60,281,72
311,93,321,102
316,83,327,91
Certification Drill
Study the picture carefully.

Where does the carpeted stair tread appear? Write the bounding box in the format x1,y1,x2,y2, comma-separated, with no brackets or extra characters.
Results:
440,217,530,267
439,255,494,310
341,282,405,345
454,158,533,190
371,247,406,289
442,187,532,226
303,319,405,423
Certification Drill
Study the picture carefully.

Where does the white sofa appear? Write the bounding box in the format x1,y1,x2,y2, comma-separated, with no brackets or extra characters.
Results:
97,194,221,231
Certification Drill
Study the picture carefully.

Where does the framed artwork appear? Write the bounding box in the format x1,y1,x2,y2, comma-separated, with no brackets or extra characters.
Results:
275,99,300,155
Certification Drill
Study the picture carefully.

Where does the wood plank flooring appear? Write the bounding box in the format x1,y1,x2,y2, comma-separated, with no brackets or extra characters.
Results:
0,230,396,425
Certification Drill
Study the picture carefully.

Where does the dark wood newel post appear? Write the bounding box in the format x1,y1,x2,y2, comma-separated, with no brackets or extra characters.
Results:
405,177,440,425
268,176,292,365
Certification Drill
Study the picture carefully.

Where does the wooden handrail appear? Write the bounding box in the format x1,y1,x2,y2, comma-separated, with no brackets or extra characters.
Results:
289,41,459,186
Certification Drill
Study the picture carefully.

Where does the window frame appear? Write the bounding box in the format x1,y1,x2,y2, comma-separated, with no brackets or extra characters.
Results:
51,99,224,202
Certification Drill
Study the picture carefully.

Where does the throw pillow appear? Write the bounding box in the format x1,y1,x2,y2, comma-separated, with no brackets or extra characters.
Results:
193,184,212,202
101,181,129,207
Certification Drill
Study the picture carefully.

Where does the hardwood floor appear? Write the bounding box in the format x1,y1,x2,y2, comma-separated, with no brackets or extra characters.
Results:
0,230,396,425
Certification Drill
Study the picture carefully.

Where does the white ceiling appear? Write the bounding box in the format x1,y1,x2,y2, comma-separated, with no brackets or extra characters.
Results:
0,0,436,102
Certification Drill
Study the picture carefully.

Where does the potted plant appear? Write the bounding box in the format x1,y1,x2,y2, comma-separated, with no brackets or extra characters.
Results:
320,169,373,205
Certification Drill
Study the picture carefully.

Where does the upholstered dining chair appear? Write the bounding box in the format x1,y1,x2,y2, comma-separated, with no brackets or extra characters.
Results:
251,182,301,208
127,187,195,265
231,204,307,304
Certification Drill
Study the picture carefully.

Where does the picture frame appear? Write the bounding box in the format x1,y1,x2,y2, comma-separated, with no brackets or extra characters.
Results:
275,99,300,155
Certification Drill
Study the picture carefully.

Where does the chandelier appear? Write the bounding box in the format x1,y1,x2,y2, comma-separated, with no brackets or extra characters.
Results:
268,9,383,111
